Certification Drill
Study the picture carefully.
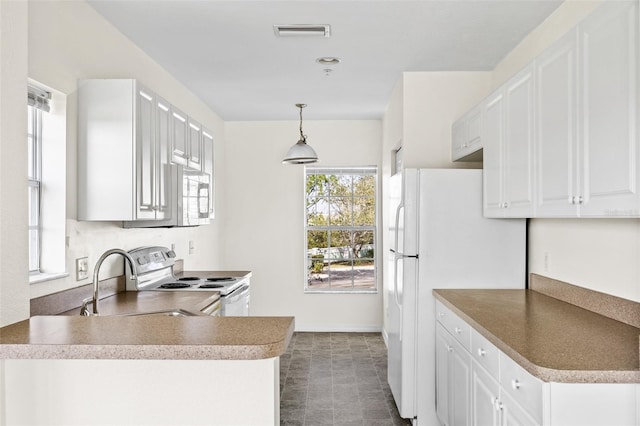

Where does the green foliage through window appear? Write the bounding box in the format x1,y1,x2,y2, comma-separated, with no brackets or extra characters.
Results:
305,167,377,291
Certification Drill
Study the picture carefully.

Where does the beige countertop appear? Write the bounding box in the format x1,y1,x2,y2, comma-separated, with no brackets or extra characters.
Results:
0,315,294,360
433,289,640,383
4,274,294,361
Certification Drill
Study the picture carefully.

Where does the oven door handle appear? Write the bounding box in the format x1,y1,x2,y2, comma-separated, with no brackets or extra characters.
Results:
225,284,250,302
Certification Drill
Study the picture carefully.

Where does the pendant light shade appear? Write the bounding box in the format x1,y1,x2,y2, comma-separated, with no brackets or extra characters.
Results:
282,103,319,164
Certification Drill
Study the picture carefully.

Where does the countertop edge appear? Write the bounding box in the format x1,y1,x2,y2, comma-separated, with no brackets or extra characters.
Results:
433,291,640,384
0,316,295,361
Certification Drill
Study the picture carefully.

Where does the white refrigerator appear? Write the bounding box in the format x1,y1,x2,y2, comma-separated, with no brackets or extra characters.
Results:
387,168,526,425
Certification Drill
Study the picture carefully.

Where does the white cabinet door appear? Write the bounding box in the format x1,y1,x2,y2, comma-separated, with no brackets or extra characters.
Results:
471,360,500,426
466,105,482,153
435,323,451,426
135,85,156,220
483,89,506,217
499,391,539,426
578,0,640,217
452,105,483,162
202,128,215,217
450,337,471,426
188,118,202,171
452,118,467,161
435,322,471,426
171,107,188,166
503,64,535,217
535,29,579,217
156,97,172,220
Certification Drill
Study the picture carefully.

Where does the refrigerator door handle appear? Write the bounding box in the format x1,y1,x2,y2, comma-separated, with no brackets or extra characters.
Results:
394,201,404,253
393,254,403,339
390,249,418,259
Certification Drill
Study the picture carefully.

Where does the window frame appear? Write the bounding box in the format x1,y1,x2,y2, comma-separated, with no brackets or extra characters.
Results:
304,166,379,294
28,105,43,274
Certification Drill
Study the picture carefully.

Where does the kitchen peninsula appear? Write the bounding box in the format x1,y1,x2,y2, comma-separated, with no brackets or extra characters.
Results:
0,314,294,425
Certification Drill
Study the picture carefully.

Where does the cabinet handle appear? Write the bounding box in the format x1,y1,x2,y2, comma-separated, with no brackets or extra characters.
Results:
446,345,453,353
477,348,486,357
438,312,445,318
454,327,462,334
493,398,503,412
511,379,521,390
568,196,575,204
577,195,583,204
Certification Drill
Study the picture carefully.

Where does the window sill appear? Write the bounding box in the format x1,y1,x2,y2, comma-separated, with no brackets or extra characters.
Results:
29,271,69,285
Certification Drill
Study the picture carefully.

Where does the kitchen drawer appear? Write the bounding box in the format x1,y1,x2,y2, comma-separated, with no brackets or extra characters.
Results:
471,329,499,379
435,300,471,351
499,352,543,421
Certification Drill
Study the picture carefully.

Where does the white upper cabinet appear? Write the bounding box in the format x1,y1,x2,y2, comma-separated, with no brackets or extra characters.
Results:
202,128,215,218
187,118,203,171
155,96,172,220
483,89,505,217
171,108,203,172
578,1,639,217
78,79,171,221
170,107,189,167
483,1,639,218
452,104,483,162
483,65,535,218
535,29,578,217
503,65,536,217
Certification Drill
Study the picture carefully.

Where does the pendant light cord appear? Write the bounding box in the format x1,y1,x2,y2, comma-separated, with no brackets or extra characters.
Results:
299,105,306,143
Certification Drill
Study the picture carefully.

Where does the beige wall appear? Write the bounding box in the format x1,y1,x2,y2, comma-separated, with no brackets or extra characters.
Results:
224,120,383,331
491,0,640,302
1,1,228,325
0,1,30,325
402,72,491,169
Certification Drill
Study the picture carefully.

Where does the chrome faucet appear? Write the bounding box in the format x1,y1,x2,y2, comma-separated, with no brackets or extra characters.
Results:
80,249,138,316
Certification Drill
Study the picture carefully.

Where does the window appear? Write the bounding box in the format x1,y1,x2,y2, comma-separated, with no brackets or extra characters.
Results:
27,88,48,273
28,82,67,284
305,166,377,292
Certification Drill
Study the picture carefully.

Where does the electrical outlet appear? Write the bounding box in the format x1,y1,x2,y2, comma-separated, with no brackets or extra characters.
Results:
76,257,89,281
543,252,550,272
189,240,195,255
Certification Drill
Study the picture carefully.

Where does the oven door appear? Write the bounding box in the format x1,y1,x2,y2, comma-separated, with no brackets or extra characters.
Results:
221,285,250,316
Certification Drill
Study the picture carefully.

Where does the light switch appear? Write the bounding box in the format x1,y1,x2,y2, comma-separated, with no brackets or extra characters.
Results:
76,257,89,281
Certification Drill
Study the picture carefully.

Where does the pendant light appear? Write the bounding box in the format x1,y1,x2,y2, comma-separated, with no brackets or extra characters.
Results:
282,103,319,164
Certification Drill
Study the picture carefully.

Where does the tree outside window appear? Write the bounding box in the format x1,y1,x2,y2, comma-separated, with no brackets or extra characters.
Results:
305,167,377,292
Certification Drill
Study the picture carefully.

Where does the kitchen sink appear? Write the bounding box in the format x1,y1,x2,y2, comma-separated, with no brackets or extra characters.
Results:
118,309,198,317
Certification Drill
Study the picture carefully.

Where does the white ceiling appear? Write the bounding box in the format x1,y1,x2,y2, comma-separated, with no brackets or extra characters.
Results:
87,0,563,121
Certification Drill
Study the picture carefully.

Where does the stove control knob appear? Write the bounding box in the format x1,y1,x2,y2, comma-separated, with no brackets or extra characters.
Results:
137,257,148,265
166,250,176,258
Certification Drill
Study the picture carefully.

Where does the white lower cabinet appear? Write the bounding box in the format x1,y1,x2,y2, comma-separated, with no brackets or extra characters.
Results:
435,300,638,426
436,322,471,426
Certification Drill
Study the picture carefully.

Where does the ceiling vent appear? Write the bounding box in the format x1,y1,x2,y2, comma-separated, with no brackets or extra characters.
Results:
273,24,331,38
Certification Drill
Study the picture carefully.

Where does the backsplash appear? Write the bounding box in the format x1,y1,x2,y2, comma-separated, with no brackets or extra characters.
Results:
30,276,124,316
530,273,640,329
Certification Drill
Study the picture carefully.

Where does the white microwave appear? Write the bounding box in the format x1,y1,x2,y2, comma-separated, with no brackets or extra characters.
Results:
124,165,211,228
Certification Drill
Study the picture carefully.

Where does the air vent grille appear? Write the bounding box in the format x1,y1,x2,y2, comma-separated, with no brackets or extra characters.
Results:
273,24,331,38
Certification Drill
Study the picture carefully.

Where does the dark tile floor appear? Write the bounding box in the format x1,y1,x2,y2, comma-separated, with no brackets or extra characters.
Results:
279,332,412,426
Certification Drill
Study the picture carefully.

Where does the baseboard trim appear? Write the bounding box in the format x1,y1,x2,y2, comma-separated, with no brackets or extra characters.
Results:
381,327,389,347
294,324,383,333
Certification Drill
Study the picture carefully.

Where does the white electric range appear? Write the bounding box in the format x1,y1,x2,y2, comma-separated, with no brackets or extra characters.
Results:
126,246,250,316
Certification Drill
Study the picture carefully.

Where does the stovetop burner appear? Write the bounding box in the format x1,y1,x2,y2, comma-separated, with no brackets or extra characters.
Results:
177,277,201,281
199,283,224,289
207,277,234,282
159,283,192,289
